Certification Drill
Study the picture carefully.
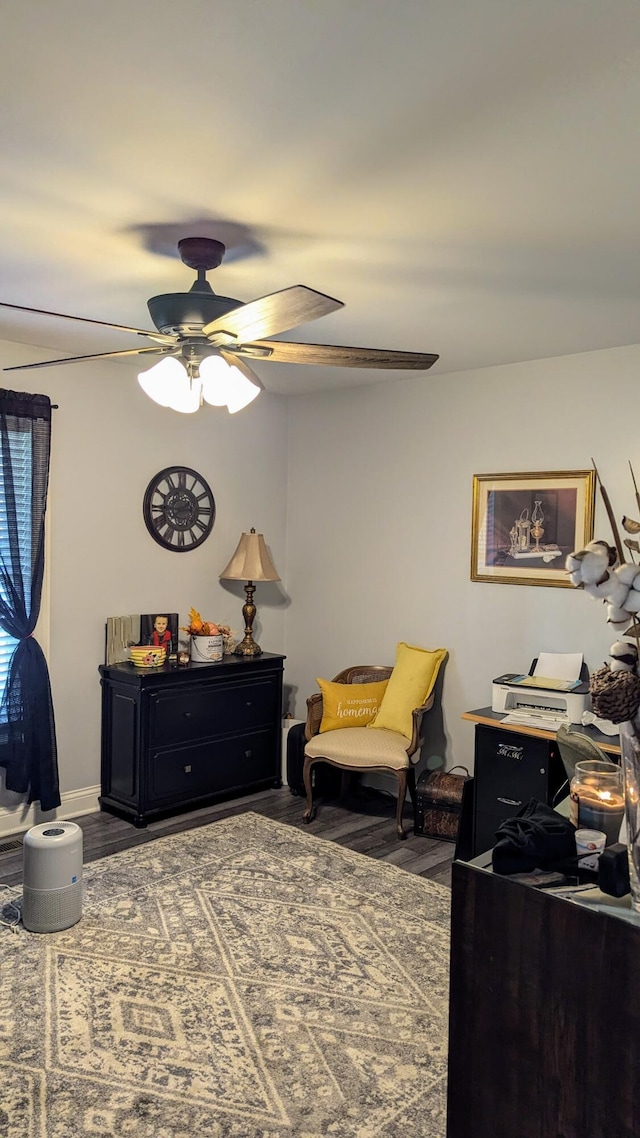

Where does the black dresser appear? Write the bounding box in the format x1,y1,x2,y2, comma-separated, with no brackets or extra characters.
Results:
99,652,285,827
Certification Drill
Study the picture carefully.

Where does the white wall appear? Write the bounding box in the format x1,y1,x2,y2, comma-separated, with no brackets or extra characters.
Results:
0,338,289,811
284,342,640,774
4,334,640,821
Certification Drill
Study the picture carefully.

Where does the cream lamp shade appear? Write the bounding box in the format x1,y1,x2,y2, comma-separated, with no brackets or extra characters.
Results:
220,530,281,583
220,529,280,656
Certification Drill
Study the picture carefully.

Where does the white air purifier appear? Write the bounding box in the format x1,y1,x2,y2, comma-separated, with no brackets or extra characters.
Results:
22,821,83,933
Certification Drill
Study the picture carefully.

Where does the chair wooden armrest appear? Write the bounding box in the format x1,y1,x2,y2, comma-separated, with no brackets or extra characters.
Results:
305,692,324,741
408,691,435,759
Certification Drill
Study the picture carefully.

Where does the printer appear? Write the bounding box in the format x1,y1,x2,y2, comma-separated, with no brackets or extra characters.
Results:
492,658,591,728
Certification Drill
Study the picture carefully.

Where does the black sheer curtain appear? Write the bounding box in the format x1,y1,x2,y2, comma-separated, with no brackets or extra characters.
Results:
0,389,59,810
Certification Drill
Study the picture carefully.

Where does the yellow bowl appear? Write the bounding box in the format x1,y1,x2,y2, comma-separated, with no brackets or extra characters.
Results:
129,645,166,668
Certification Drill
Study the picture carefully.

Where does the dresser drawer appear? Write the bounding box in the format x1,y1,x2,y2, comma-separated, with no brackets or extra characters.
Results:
474,726,549,813
149,728,276,803
149,677,278,746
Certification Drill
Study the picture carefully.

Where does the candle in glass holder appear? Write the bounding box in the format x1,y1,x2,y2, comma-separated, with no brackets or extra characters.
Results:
570,759,625,845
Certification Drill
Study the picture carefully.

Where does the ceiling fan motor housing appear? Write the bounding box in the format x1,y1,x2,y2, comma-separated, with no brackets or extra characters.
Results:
177,237,225,271
147,237,242,336
147,291,242,336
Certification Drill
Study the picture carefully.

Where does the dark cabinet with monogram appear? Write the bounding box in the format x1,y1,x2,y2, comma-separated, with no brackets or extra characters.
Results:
472,722,565,855
99,653,285,827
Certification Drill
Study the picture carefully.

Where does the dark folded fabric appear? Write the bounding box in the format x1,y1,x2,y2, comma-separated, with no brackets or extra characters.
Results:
492,799,577,875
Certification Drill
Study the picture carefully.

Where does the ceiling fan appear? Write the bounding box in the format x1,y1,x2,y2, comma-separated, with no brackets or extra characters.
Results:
0,237,439,413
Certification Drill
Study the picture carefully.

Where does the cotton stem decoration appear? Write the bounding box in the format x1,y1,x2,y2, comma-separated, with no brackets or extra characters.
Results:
569,462,640,912
565,462,640,722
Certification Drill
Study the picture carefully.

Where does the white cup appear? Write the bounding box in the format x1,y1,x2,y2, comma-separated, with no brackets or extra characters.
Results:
575,828,607,870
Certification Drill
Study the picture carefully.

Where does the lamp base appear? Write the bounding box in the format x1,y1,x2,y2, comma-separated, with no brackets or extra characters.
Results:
234,636,262,657
234,581,262,656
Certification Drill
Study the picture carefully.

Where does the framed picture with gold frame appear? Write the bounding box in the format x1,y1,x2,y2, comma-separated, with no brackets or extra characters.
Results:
471,470,595,587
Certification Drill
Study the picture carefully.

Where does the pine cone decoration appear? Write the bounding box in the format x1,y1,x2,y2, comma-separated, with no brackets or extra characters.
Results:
589,664,640,724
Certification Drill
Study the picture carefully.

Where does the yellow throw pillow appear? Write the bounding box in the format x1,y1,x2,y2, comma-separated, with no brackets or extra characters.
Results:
368,642,447,738
317,678,389,732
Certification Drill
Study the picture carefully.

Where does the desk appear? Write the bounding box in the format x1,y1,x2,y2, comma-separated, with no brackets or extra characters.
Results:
462,706,620,755
463,708,620,856
446,856,640,1138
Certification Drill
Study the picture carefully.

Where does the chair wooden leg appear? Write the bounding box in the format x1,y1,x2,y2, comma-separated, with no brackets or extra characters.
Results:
302,755,316,824
340,770,351,799
408,766,417,810
395,768,408,840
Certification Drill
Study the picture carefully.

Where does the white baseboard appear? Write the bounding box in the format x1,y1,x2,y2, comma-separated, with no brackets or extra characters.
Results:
1,726,310,838
0,760,397,840
0,784,101,839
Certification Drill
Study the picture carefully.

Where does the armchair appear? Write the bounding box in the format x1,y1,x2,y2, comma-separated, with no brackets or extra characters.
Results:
302,664,436,839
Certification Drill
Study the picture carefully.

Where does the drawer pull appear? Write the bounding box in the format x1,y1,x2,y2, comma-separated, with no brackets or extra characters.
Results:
184,765,192,774
245,701,252,707
497,796,522,806
245,749,252,758
183,712,192,719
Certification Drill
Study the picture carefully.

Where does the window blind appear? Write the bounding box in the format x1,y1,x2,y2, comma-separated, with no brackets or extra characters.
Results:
0,427,32,719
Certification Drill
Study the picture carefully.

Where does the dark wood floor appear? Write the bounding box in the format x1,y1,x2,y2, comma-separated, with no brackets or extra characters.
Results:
0,785,455,889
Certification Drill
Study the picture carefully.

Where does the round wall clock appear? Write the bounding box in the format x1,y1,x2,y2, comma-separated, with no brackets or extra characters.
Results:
143,466,216,552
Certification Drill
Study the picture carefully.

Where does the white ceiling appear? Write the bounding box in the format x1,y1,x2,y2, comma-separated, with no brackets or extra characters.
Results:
2,0,640,395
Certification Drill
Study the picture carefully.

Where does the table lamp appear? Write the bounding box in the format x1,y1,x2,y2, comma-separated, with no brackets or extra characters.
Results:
219,528,281,656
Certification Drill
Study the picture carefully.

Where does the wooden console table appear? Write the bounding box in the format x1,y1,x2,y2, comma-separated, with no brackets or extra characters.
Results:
447,855,640,1138
462,709,620,856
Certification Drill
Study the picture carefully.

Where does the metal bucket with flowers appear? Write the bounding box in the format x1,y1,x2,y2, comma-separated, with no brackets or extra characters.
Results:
180,608,240,661
181,609,223,661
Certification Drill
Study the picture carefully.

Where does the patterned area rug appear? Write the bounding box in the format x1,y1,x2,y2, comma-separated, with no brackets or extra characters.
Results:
0,812,450,1137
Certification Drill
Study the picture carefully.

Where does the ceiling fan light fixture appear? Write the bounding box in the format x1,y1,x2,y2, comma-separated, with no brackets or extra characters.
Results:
225,370,261,414
138,356,200,414
168,374,201,414
199,354,235,407
137,356,185,407
200,353,261,413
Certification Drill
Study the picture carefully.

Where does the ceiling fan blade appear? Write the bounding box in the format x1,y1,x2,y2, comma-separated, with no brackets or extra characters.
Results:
232,340,439,370
0,300,176,344
203,286,343,344
219,349,264,390
3,346,174,373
